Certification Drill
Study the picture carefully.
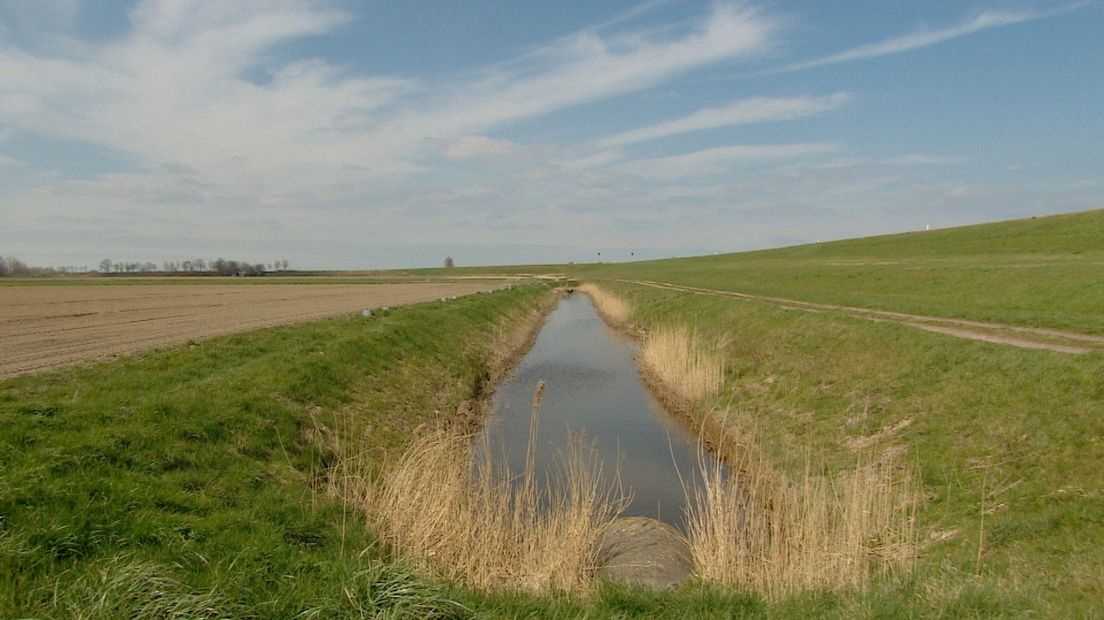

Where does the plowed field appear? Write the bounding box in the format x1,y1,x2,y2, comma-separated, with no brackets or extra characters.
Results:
0,281,501,379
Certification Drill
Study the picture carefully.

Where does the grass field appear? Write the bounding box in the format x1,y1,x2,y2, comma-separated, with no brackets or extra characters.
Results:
569,210,1104,616
0,285,552,617
573,210,1104,334
590,280,1102,616
2,210,1101,617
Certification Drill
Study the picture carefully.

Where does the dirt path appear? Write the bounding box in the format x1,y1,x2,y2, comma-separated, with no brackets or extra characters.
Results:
0,281,503,379
624,280,1101,354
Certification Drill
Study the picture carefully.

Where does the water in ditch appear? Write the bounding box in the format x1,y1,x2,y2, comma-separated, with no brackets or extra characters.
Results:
476,292,724,529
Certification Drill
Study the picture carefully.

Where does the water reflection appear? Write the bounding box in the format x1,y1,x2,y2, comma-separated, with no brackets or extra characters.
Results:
476,293,724,529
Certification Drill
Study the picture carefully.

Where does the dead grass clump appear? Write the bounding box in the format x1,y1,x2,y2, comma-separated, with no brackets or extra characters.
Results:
686,417,918,598
640,326,726,406
364,412,622,593
577,284,631,327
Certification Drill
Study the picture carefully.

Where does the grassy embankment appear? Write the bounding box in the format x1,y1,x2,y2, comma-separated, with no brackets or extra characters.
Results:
4,209,1101,617
574,210,1104,616
1,285,571,617
576,209,1104,333
580,284,916,600
0,281,787,618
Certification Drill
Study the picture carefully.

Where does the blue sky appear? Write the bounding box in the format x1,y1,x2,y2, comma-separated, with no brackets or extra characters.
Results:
0,1,1101,269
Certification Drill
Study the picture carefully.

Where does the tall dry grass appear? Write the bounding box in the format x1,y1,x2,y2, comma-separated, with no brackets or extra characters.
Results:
634,320,916,596
686,414,918,597
577,284,631,327
640,326,727,406
363,384,624,594
320,286,915,599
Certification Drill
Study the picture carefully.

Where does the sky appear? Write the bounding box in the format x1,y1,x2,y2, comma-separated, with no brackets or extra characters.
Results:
0,1,1101,269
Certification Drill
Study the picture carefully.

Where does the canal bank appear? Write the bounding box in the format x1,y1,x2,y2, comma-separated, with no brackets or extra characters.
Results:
477,291,725,529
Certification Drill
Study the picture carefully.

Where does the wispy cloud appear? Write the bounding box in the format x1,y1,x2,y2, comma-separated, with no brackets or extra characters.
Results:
439,135,518,160
407,4,777,138
621,142,839,179
777,4,1085,73
595,92,850,148
887,154,963,166
4,1,1088,267
0,0,789,261
0,1,778,190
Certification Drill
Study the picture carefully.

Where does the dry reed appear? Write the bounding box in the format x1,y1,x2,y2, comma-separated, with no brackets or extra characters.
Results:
577,284,631,327
686,415,918,597
640,326,727,406
363,384,624,594
321,286,915,599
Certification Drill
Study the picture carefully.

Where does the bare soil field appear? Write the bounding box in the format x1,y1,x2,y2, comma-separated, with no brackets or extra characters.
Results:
0,281,502,379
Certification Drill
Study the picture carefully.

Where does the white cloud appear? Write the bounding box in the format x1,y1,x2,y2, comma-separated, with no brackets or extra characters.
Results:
0,1,797,265
887,154,963,166
621,143,840,179
11,2,1073,268
596,92,850,148
561,150,626,170
405,4,777,138
0,0,422,191
0,0,778,195
439,135,518,160
777,5,1084,73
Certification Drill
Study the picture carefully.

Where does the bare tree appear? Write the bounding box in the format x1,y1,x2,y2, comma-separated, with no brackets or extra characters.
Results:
444,256,455,268
1,257,29,277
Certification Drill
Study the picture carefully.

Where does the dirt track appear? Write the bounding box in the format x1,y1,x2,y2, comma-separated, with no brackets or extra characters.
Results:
0,281,501,379
626,279,1103,354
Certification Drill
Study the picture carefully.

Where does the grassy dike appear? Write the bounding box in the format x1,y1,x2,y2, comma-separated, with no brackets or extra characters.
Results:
574,209,1104,333
590,279,1103,617
1,285,565,618
0,281,793,619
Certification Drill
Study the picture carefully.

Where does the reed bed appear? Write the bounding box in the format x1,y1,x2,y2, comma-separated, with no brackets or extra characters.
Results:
577,283,631,327
640,325,727,406
686,416,918,598
337,285,916,600
631,315,916,596
363,384,624,594
577,284,916,597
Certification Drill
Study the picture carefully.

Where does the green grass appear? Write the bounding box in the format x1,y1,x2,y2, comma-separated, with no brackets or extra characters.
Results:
546,210,1103,615
587,277,1103,617
0,286,548,618
2,281,876,618
4,209,1102,617
575,209,1104,333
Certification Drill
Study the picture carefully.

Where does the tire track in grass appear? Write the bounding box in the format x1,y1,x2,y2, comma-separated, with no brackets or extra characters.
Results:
622,279,1099,354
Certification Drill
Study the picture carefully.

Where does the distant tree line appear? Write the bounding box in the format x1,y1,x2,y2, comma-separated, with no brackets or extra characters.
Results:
0,256,291,277
0,256,86,277
98,258,290,276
